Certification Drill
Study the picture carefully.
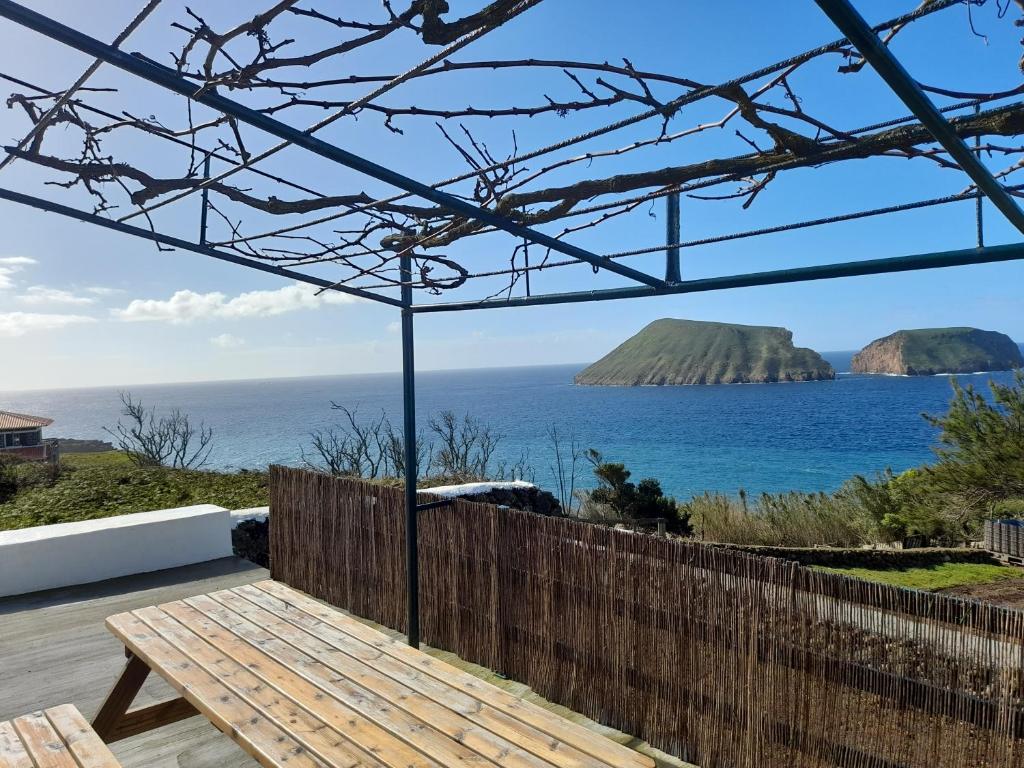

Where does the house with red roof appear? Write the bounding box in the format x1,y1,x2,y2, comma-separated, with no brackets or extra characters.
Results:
0,410,58,462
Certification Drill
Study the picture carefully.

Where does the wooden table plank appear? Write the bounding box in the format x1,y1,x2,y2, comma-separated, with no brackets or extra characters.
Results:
139,604,435,768
10,713,77,768
253,581,653,768
133,606,388,768
166,598,494,768
221,586,610,768
184,594,536,768
0,721,33,768
42,706,120,768
105,612,329,768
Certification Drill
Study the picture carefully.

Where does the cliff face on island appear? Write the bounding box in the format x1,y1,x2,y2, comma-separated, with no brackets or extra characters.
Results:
575,319,835,386
851,328,1024,375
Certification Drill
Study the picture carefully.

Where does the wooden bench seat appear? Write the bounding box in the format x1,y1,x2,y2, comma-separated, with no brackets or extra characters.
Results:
102,579,654,768
0,704,121,768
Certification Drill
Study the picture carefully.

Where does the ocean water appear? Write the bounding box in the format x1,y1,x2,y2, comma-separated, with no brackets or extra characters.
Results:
2,352,1020,499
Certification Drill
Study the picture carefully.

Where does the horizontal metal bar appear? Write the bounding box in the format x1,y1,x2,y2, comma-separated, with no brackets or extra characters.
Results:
415,499,453,512
0,0,666,290
814,0,1024,236
0,187,404,308
411,241,1024,312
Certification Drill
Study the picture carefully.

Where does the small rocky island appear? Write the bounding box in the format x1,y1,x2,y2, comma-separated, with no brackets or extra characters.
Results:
575,318,835,386
852,327,1023,376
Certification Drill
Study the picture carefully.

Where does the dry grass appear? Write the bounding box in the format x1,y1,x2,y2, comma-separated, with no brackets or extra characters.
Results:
683,489,874,547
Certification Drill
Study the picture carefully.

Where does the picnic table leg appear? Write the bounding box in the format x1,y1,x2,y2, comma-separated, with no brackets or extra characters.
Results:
92,651,198,742
92,653,151,741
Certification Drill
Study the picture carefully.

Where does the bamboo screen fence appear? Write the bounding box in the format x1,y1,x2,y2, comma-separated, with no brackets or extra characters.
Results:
269,467,1024,768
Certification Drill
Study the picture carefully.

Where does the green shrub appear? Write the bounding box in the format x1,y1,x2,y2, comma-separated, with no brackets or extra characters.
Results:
582,451,690,534
921,370,1024,504
0,456,19,504
14,459,64,490
993,498,1024,519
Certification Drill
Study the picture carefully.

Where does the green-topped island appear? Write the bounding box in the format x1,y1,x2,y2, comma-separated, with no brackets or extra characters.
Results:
575,318,835,386
852,327,1023,376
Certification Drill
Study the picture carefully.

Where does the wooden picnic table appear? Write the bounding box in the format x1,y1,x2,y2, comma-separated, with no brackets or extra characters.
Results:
96,579,654,768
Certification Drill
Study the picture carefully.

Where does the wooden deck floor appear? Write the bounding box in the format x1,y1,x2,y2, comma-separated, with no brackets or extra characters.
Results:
0,557,268,768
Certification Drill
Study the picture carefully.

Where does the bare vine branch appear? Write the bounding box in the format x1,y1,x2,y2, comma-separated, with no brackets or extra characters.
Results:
3,0,1022,297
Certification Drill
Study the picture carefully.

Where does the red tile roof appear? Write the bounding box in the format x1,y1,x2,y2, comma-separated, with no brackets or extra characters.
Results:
0,410,54,430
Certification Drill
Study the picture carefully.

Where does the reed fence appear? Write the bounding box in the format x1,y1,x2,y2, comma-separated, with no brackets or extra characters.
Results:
270,466,1024,768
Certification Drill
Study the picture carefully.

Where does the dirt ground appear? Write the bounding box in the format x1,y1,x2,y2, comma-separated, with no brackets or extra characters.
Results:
939,575,1024,609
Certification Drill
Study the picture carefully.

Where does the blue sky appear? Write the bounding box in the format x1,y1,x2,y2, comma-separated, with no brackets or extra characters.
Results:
0,0,1022,390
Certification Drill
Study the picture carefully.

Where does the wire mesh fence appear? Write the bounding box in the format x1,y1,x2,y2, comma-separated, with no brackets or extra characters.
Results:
270,466,1024,768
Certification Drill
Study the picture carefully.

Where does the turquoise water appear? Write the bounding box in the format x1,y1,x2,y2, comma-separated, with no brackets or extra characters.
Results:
2,352,1020,499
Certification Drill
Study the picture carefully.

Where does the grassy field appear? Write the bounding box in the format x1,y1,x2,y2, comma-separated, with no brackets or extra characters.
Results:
0,451,268,531
816,562,1024,591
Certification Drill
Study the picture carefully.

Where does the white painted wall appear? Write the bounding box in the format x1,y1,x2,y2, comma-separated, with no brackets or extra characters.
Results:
0,504,232,598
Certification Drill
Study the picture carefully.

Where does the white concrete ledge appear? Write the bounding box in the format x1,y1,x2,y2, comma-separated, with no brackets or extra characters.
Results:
0,504,232,598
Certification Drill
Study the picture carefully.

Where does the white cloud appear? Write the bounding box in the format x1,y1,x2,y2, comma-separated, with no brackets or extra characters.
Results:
18,286,96,306
0,312,95,337
85,286,124,296
113,282,359,324
386,321,401,334
0,256,35,290
210,333,245,349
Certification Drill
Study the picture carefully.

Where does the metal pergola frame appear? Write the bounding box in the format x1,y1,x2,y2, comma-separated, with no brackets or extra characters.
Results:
1,0,1022,647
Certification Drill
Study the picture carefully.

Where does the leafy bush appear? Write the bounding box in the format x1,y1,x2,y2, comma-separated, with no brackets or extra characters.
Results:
15,458,64,490
993,498,1024,519
0,456,20,504
857,373,1024,542
0,454,65,505
922,371,1024,503
581,450,691,534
